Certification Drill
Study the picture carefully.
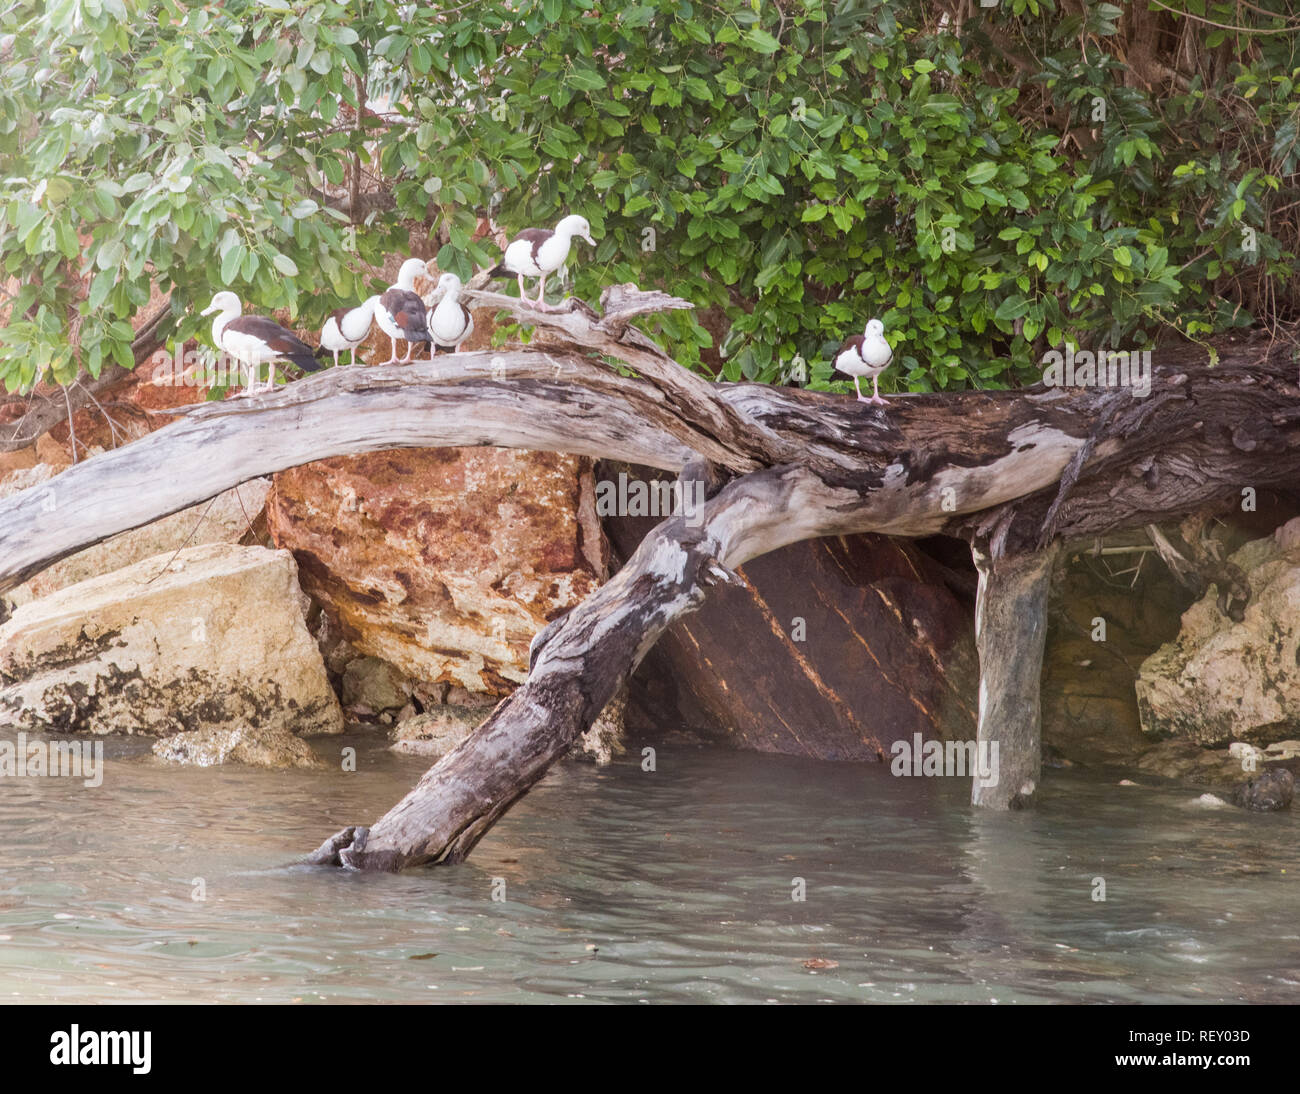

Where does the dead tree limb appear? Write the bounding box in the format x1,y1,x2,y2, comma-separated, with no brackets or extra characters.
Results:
2,286,1300,866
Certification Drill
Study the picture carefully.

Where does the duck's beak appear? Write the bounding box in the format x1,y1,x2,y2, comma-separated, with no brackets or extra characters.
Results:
581,232,596,247
200,303,219,316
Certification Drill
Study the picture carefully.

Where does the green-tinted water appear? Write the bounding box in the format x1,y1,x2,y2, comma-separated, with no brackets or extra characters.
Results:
1,734,1296,1003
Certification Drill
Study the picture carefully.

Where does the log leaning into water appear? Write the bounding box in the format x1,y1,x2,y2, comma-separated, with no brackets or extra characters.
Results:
3,287,1300,868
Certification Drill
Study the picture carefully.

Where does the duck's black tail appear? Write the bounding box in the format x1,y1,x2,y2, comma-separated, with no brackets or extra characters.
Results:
287,347,327,373
487,263,511,278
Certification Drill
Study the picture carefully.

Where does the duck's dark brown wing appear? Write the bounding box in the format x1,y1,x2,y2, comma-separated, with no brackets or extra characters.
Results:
380,288,432,342
514,228,553,266
225,315,323,371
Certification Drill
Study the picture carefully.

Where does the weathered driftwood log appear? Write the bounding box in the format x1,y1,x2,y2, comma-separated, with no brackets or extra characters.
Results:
2,285,1300,869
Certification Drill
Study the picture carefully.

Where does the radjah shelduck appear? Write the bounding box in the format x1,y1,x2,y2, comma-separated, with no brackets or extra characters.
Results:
320,295,380,367
834,318,893,405
428,273,473,354
201,291,325,395
489,214,596,311
375,258,435,364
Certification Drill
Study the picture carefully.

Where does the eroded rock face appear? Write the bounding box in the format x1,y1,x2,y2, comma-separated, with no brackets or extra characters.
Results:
1137,520,1300,746
604,469,979,761
0,543,343,738
267,449,606,695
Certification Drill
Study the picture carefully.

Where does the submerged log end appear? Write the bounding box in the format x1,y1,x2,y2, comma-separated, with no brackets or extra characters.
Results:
304,825,369,868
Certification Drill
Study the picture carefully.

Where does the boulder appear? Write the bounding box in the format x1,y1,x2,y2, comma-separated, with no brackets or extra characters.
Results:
153,723,324,769
341,655,411,717
389,706,484,758
1230,768,1294,811
267,448,606,695
0,543,343,738
1137,518,1300,746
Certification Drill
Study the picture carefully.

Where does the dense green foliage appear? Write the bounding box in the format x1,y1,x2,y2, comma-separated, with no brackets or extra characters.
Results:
1,0,1296,397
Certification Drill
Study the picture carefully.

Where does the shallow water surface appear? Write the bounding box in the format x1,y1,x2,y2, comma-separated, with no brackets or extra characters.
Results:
0,735,1296,1003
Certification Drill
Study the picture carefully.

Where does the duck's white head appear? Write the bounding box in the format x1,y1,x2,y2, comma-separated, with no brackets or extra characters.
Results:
865,318,886,338
396,257,430,290
556,214,596,247
437,272,463,294
201,290,241,317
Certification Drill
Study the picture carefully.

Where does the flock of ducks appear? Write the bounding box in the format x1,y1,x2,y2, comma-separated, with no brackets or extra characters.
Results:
200,212,893,406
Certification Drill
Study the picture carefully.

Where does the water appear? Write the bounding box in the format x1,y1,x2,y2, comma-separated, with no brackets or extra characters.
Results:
0,733,1296,1003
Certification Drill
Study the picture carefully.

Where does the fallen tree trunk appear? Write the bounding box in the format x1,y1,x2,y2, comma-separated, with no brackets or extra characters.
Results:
2,285,1299,868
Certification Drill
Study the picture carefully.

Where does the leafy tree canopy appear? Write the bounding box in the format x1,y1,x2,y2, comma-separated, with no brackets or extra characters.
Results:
1,0,1296,397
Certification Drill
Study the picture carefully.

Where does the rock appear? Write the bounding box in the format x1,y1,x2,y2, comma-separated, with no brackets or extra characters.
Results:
4,478,270,613
575,692,627,765
389,706,485,758
1192,793,1231,809
1264,739,1300,760
1134,739,1247,784
0,463,57,500
0,543,343,738
603,466,979,761
341,656,411,717
153,723,323,769
267,449,606,695
1229,768,1294,811
1137,527,1300,746
1041,539,1192,762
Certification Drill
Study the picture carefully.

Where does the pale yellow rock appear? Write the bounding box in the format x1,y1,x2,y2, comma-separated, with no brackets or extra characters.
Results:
0,543,343,737
152,723,324,769
1138,528,1300,746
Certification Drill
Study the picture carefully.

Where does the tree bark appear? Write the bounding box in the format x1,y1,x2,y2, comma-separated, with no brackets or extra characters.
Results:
970,540,1060,809
2,285,1299,866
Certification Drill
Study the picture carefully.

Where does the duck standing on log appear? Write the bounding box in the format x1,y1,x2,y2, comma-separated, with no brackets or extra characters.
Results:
375,258,435,364
489,214,596,311
320,295,380,367
201,291,326,395
834,318,893,405
428,273,474,354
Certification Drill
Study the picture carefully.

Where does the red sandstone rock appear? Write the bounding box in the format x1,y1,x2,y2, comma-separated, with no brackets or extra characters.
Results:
267,449,607,694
